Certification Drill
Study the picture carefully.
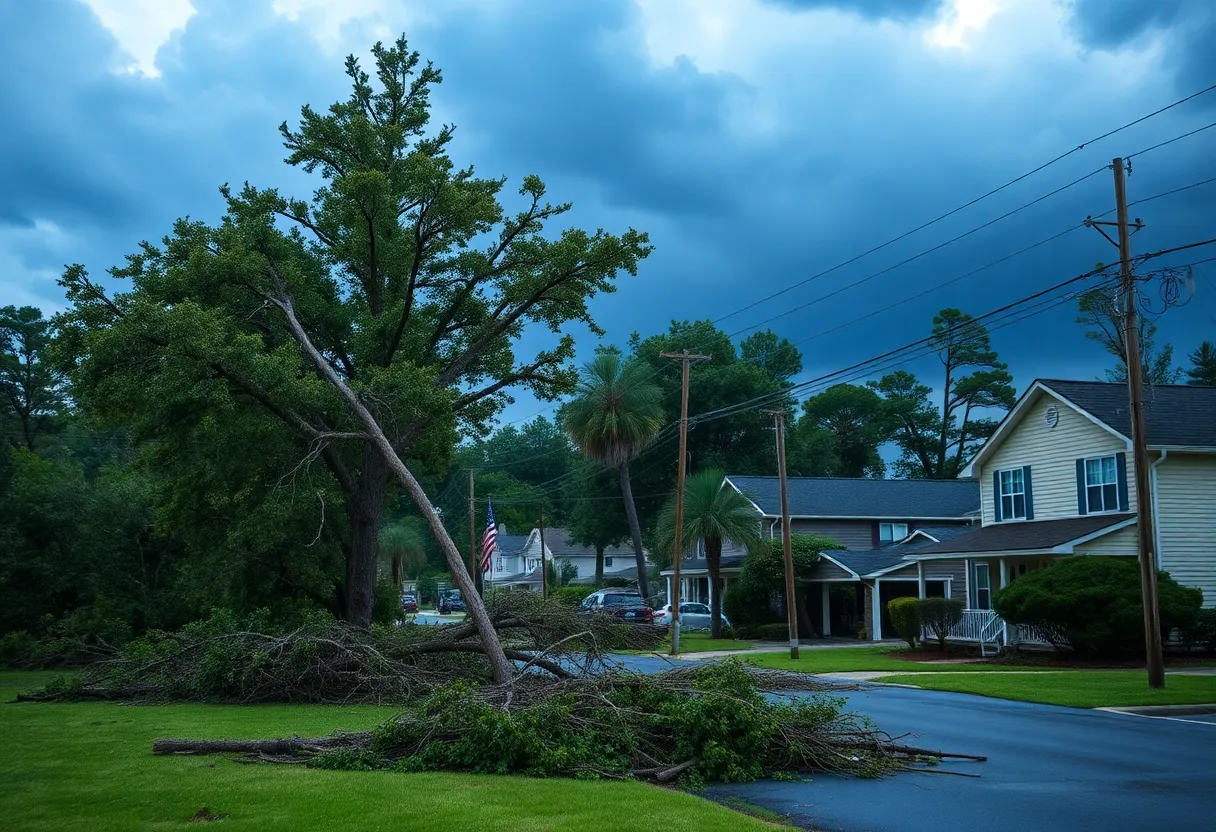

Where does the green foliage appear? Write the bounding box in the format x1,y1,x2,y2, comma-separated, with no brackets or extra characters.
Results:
551,586,594,607
994,557,1203,657
0,305,64,451
870,309,1014,479
1183,608,1216,652
1076,288,1180,385
735,622,795,641
887,597,921,649
917,597,964,651
562,456,630,583
1184,341,1216,387
55,35,650,627
372,579,402,625
794,384,890,478
726,534,842,631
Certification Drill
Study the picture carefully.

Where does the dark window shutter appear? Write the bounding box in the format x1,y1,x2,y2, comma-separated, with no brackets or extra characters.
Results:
1075,459,1088,515
1116,452,1130,512
1022,465,1034,520
992,470,1003,522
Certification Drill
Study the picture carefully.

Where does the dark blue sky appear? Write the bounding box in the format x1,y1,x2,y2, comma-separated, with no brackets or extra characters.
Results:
2,0,1214,425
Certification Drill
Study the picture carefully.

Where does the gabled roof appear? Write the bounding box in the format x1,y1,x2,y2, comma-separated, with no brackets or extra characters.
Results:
820,549,912,578
725,476,981,520
543,528,635,558
1040,380,1216,448
906,514,1135,558
494,533,532,556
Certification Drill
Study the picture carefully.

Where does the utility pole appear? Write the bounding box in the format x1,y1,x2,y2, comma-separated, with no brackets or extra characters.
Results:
468,469,481,597
539,509,548,600
660,349,710,656
1084,157,1164,688
763,409,799,660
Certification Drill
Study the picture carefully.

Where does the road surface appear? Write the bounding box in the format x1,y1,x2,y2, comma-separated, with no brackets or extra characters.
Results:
706,682,1216,832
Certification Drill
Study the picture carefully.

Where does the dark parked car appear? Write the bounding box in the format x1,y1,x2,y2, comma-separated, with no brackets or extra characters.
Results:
401,594,418,614
578,590,654,624
439,595,466,614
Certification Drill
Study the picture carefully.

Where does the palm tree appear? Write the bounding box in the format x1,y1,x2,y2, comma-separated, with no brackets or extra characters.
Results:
655,469,762,638
563,349,665,597
379,520,427,589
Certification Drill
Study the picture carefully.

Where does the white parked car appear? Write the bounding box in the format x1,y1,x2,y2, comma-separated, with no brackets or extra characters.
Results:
653,602,728,631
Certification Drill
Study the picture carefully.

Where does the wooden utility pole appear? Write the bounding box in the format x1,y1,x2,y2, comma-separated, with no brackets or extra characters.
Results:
539,509,548,600
660,350,710,656
468,469,481,597
1084,157,1164,688
763,409,799,660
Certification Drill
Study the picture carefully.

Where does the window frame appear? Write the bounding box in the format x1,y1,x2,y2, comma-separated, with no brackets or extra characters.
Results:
604,557,614,568
878,522,909,543
1083,454,1121,514
997,467,1028,521
973,562,992,611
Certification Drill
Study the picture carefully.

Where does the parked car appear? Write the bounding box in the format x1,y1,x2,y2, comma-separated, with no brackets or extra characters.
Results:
438,594,466,614
401,594,418,614
653,602,728,631
578,590,653,624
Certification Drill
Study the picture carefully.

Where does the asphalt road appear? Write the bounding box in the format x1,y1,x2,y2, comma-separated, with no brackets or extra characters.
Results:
705,682,1216,832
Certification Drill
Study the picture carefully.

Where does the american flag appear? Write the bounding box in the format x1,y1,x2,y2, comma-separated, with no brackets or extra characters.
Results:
481,502,497,573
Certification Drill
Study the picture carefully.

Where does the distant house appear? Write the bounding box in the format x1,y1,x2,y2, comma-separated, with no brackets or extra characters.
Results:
483,526,646,589
660,475,981,637
900,379,1216,652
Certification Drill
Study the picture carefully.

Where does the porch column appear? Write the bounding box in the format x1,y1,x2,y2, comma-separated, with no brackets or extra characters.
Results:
963,559,971,608
708,574,714,607
917,561,926,599
821,582,831,636
999,558,1008,590
870,579,882,641
665,576,672,606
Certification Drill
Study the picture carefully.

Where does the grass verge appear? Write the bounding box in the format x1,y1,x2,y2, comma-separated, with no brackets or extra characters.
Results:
875,670,1216,708
745,647,1041,674
0,670,780,832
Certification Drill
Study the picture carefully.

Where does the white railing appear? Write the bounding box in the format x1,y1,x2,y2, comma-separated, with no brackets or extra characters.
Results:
1009,623,1058,647
945,609,999,643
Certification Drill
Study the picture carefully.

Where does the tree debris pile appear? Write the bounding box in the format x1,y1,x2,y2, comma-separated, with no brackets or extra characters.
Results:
21,596,664,704
152,661,982,784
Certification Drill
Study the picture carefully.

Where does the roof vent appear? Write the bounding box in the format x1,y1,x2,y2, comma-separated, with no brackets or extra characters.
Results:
1044,405,1060,429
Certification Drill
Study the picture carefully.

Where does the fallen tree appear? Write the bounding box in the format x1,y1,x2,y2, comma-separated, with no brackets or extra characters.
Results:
148,661,986,783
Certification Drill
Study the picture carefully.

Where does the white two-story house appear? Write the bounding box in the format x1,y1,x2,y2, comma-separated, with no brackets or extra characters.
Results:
483,526,645,589
904,379,1216,651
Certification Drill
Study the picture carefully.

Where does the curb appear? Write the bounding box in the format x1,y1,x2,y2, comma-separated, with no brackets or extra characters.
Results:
1098,704,1216,717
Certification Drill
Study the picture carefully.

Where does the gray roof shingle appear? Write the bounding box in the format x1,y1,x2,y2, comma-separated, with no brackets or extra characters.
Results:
823,549,912,576
909,514,1134,556
543,528,634,558
1040,380,1216,448
725,476,980,519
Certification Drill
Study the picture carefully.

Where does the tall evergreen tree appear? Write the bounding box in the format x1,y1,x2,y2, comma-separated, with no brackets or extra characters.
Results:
1184,341,1216,386
1076,288,1180,384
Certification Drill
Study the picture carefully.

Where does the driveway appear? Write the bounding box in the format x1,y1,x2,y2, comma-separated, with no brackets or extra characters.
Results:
707,682,1216,832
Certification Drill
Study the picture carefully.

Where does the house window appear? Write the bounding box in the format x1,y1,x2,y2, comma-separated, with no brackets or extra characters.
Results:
604,557,614,567
879,523,908,543
998,468,1027,520
496,557,503,572
1085,455,1120,513
974,563,992,610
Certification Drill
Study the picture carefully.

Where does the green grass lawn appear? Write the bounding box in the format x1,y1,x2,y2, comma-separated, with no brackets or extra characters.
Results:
673,633,756,653
0,671,783,832
745,647,1042,674
876,670,1216,708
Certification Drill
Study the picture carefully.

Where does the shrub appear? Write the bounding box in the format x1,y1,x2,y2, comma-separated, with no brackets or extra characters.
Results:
551,586,594,607
994,556,1203,658
736,622,794,641
1183,608,1216,652
601,577,632,588
917,597,964,652
887,597,921,649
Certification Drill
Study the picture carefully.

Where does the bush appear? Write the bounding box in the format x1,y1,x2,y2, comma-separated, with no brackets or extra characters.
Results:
994,556,1203,658
887,597,921,649
601,577,632,588
551,586,594,607
917,597,964,652
736,622,794,641
1183,608,1216,652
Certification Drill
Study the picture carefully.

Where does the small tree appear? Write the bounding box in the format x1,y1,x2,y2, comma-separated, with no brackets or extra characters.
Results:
918,597,964,652
887,597,921,649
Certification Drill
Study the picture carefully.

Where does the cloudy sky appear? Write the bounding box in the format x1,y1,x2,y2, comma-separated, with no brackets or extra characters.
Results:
3,0,1214,425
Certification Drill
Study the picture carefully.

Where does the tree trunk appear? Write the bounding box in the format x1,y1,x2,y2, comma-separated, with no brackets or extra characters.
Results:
273,294,515,685
619,462,650,599
344,447,387,628
706,537,723,639
595,544,605,588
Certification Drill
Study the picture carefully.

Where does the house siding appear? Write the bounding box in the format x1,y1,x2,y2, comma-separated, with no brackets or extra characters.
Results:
921,560,967,602
806,559,855,581
1156,453,1216,608
978,390,1134,524
1074,525,1139,557
787,519,875,550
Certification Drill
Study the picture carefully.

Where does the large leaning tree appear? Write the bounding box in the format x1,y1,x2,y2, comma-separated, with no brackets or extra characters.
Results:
54,35,651,656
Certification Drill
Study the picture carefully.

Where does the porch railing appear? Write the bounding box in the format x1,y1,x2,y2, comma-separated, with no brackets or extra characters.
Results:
941,611,1060,649
945,609,999,643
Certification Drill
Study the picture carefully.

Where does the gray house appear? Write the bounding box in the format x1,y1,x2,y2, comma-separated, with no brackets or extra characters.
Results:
660,475,981,638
